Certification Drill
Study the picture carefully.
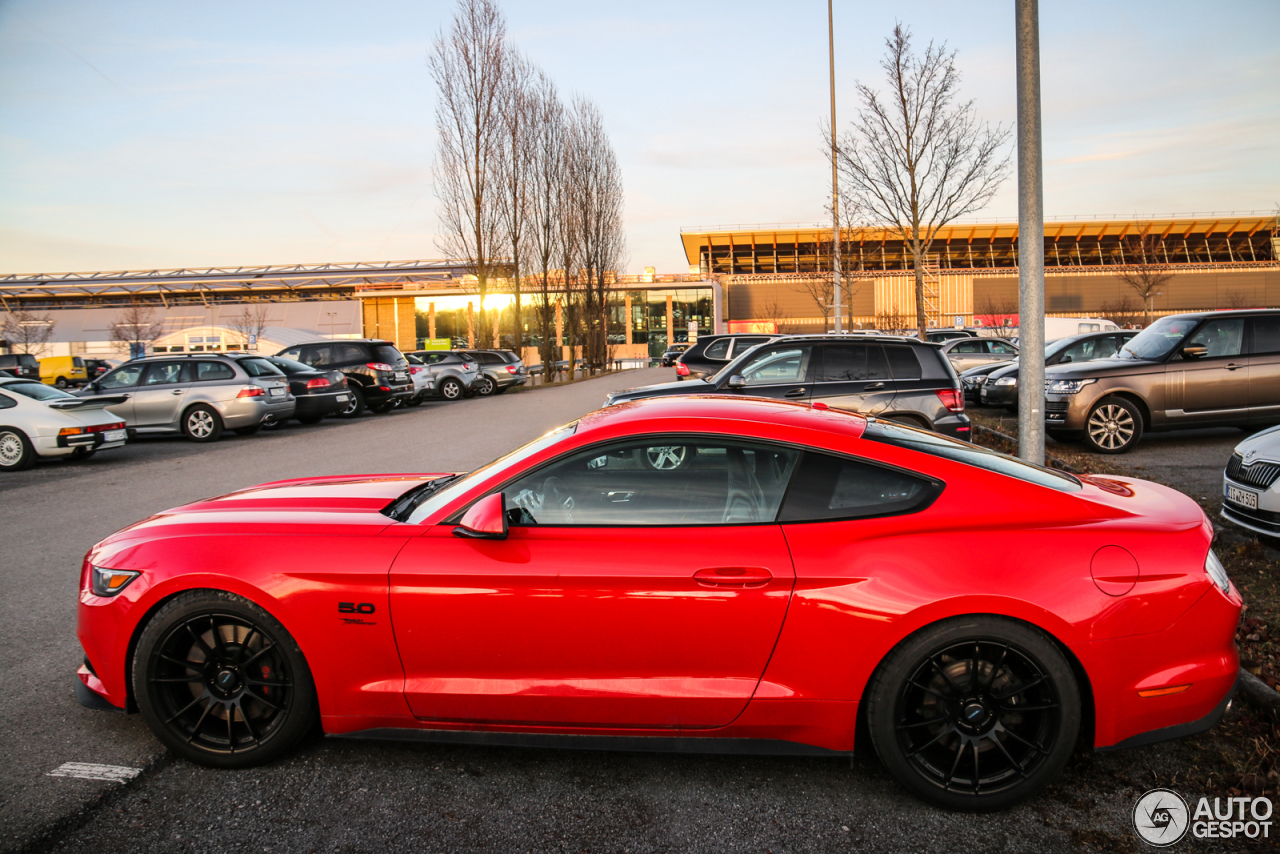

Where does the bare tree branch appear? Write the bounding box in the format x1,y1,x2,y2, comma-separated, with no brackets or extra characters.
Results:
1,310,56,356
1116,233,1174,325
110,302,161,354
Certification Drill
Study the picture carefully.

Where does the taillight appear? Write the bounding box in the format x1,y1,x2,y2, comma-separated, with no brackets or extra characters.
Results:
88,422,125,433
936,388,964,412
409,366,426,375
676,362,690,376
505,365,517,374
236,385,265,398
463,362,475,370
366,362,393,372
305,377,330,389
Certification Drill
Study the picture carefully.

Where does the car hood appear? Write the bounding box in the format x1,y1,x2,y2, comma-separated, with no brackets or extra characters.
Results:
607,378,716,404
1044,357,1161,379
1233,424,1280,462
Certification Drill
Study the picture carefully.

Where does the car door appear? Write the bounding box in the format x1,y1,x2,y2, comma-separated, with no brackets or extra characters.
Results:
723,344,815,402
94,362,147,424
810,342,898,415
389,435,799,728
1246,315,1280,425
129,361,189,427
945,340,988,373
1171,317,1247,424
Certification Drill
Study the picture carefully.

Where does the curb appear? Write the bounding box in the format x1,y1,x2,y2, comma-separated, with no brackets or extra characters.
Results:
1238,668,1280,721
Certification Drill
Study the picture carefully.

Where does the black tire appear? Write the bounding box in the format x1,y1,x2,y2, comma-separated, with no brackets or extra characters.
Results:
404,396,423,407
262,418,288,430
439,378,463,401
182,405,223,443
1082,396,1143,454
493,384,510,395
0,428,35,471
338,385,365,418
234,425,261,436
55,376,69,389
132,589,318,768
866,616,1080,812
475,376,497,396
296,414,324,425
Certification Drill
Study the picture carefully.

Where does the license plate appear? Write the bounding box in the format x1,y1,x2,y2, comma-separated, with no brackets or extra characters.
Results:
1226,483,1258,509
335,394,348,402
269,386,285,397
103,429,126,443
395,372,408,380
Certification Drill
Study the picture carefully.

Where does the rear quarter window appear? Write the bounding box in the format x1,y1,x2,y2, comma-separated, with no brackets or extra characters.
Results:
779,451,941,522
884,345,923,379
371,344,403,364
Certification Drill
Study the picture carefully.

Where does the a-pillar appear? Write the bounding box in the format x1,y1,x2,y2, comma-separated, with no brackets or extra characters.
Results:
624,294,632,345
467,302,475,348
665,295,674,348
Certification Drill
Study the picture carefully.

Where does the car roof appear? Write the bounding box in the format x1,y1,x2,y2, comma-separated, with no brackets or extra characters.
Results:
580,394,869,441
764,333,942,348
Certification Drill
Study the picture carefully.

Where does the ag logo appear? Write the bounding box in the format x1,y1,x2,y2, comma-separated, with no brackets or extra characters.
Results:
1133,788,1189,847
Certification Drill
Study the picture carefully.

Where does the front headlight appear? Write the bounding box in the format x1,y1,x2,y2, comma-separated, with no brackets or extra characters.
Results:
993,377,1017,386
1045,378,1097,394
90,566,139,597
1205,550,1230,594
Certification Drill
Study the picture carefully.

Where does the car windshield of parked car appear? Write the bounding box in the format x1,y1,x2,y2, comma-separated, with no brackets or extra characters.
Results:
405,422,579,525
239,358,285,377
5,381,76,401
1118,316,1199,360
270,357,313,373
864,419,1081,492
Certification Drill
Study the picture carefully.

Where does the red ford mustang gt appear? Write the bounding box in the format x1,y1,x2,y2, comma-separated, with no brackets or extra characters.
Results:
76,396,1240,811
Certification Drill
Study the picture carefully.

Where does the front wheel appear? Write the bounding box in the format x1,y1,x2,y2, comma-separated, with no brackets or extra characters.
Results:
338,386,365,418
475,376,496,396
132,590,318,768
439,378,463,401
1083,396,1143,454
865,616,1079,812
0,428,35,471
182,405,223,443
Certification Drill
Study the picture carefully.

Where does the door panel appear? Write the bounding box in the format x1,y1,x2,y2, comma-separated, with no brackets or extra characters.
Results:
811,343,898,415
1174,318,1247,422
131,361,187,427
726,345,814,402
390,525,795,728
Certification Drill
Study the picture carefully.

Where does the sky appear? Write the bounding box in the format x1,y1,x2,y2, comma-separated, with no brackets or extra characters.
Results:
0,0,1277,276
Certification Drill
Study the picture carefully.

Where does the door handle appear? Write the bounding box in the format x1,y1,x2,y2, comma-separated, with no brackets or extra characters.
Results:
171,389,184,395
865,382,886,390
784,388,807,398
693,567,773,588
1226,363,1244,371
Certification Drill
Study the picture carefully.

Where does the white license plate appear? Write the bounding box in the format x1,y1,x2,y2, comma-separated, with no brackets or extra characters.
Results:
335,394,349,402
1226,483,1258,509
103,429,126,443
394,372,407,380
269,386,285,397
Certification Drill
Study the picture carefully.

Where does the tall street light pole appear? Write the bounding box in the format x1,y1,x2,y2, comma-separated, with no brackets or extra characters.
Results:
828,0,842,333
1015,0,1045,464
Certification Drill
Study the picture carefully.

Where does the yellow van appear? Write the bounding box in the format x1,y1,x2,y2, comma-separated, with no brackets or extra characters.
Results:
39,356,89,388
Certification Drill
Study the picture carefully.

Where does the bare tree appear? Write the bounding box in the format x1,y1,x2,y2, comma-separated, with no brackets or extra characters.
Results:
975,290,1019,337
1097,293,1143,328
1117,234,1174,325
494,51,535,355
430,0,509,347
1,310,55,356
874,304,911,335
110,302,162,357
831,25,1011,340
526,70,566,376
227,303,271,349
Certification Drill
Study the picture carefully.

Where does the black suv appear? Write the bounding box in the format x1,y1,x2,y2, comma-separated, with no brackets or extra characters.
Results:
608,334,970,439
675,334,780,380
0,354,40,380
276,339,411,416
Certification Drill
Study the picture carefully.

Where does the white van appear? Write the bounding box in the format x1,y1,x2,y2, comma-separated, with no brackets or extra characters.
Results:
1043,317,1120,338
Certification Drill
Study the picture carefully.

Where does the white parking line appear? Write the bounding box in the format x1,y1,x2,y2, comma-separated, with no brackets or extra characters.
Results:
48,762,141,783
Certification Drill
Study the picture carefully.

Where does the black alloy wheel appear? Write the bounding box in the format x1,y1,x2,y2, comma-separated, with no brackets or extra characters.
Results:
439,378,463,400
338,385,365,418
866,616,1079,811
133,590,316,768
475,376,496,396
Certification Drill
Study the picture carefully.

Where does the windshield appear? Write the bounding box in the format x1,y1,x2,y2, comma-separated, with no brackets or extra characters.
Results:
269,357,313,374
405,422,579,525
5,381,77,401
239,358,284,377
1119,316,1199,361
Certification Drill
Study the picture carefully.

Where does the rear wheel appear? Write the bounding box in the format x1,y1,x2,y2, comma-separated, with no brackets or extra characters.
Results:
338,386,365,418
55,376,69,389
475,376,497,396
439,378,463,401
182,405,223,443
1082,396,1142,454
132,590,317,768
0,428,35,471
866,616,1079,812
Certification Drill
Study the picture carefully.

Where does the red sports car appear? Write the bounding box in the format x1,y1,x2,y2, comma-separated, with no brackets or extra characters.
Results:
76,396,1240,811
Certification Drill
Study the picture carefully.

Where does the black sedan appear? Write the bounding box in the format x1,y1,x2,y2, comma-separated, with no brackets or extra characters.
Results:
659,344,689,367
979,330,1139,411
263,357,352,425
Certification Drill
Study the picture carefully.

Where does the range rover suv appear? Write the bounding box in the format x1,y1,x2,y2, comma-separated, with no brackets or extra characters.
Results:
607,334,970,440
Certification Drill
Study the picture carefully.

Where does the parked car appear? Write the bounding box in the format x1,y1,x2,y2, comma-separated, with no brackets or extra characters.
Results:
75,396,1240,812
660,343,690,367
926,329,979,343
83,358,120,381
979,330,1140,411
958,362,1013,403
1044,309,1279,454
0,377,127,471
939,337,1019,373
607,334,970,439
1221,425,1280,538
39,355,90,388
675,333,780,381
403,351,480,401
0,353,40,380
275,339,412,417
82,353,294,442
262,357,352,425
454,349,528,396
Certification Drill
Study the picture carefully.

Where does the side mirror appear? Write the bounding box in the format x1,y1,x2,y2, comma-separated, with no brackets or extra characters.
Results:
1058,355,1072,364
1181,345,1208,359
726,374,747,390
453,492,508,540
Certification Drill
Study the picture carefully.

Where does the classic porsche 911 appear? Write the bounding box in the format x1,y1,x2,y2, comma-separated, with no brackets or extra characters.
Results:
75,395,1240,811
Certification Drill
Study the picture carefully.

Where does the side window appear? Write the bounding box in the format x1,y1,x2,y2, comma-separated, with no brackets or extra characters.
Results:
817,345,889,382
738,346,811,386
99,364,144,389
500,438,801,526
278,347,302,361
884,345,923,379
194,361,235,382
951,341,983,354
1249,317,1280,356
779,451,939,522
142,362,184,385
1185,318,1244,359
304,345,331,367
988,341,1017,355
0,392,14,410
337,343,369,364
703,339,731,360
72,357,84,368
731,337,769,357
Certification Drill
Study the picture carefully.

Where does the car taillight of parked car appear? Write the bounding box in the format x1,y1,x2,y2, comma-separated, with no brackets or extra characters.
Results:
676,362,690,376
935,388,964,413
59,422,126,437
463,362,475,370
505,365,518,374
366,362,393,372
305,377,330,389
409,366,426,375
236,386,265,398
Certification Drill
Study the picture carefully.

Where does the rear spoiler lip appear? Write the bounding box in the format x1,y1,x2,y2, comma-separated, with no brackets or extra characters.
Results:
47,394,131,410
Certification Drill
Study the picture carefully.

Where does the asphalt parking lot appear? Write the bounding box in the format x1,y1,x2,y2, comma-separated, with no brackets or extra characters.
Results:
0,374,1263,853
